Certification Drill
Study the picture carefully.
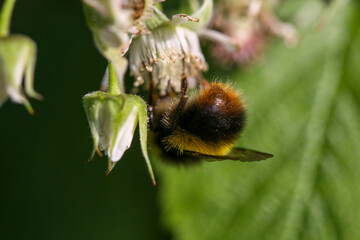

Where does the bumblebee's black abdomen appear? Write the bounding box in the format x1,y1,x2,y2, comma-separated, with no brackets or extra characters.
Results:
181,83,246,143
182,104,245,142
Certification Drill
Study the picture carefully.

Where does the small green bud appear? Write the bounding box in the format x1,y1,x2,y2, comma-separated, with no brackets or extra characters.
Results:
83,91,156,185
0,34,42,113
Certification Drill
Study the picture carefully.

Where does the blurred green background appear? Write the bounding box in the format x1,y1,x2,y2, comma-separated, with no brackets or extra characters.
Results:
1,0,360,240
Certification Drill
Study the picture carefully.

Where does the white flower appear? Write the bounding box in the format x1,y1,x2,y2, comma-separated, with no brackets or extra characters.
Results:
127,0,215,95
0,34,42,113
82,0,161,91
129,24,208,95
83,91,156,185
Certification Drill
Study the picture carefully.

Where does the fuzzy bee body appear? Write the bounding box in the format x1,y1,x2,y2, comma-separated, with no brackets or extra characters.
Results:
160,82,246,156
149,81,273,163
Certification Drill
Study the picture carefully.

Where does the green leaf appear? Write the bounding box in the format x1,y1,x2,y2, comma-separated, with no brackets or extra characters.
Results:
156,2,360,240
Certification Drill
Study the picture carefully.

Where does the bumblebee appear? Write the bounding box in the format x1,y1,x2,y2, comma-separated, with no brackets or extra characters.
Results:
147,71,273,163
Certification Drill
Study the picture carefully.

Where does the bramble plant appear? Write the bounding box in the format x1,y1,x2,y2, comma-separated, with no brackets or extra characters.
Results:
80,0,296,182
0,0,296,181
2,0,360,240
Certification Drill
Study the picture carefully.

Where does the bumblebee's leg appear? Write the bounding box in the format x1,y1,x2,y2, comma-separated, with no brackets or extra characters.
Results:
148,73,154,106
168,70,189,132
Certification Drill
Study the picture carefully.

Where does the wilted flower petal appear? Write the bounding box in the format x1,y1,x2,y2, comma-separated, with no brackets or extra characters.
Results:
0,34,42,113
83,0,160,91
127,0,164,35
83,0,160,58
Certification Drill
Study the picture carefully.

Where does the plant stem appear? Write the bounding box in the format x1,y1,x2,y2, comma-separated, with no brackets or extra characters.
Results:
0,0,16,37
107,62,121,95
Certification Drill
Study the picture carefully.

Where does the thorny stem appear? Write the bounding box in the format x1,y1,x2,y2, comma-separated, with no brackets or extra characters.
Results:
107,62,121,95
0,0,16,37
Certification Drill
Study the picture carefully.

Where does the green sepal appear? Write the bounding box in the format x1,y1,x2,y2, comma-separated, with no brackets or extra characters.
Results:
181,0,213,31
83,91,156,185
145,7,170,31
133,95,157,186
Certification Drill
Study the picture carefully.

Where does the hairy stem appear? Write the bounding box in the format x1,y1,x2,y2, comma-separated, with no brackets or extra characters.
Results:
107,62,121,95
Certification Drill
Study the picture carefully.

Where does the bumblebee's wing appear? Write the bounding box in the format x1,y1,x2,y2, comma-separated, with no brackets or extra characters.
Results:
184,148,273,162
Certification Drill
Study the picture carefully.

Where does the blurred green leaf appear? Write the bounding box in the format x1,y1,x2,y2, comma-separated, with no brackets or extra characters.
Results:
156,2,360,240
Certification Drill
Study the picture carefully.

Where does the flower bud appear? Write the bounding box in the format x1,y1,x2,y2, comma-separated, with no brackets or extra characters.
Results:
0,34,42,113
83,91,156,185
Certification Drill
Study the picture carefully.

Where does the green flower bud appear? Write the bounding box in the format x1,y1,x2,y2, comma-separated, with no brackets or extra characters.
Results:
83,91,156,185
0,34,42,113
